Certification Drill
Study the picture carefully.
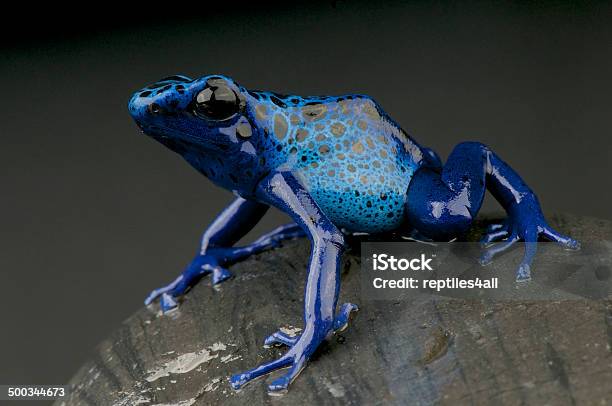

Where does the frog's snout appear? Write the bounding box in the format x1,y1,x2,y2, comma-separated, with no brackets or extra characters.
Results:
128,75,193,126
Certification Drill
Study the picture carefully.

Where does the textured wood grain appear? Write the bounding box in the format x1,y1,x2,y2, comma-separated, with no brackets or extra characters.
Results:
57,214,612,406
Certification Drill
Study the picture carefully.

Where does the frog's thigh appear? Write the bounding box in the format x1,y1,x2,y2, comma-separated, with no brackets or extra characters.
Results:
405,168,476,239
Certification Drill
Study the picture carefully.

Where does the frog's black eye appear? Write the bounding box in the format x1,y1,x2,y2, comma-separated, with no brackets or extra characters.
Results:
193,85,240,121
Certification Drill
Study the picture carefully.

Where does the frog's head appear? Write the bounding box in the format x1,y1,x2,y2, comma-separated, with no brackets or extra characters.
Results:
128,74,251,155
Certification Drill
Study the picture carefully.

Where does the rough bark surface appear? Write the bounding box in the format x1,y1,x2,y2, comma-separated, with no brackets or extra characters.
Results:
57,214,612,406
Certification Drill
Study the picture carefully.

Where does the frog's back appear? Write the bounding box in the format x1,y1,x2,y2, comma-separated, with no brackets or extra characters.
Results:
247,92,427,233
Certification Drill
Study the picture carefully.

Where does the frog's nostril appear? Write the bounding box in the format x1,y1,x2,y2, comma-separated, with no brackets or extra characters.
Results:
128,92,155,119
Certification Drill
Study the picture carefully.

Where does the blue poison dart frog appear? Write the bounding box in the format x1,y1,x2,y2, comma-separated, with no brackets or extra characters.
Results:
128,74,579,393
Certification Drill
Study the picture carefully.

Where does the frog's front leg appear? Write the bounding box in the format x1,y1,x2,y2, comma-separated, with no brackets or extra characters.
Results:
230,172,357,394
145,197,304,312
407,142,579,281
263,302,359,348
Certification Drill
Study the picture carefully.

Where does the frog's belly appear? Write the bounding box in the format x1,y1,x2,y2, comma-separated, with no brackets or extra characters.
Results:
298,166,413,233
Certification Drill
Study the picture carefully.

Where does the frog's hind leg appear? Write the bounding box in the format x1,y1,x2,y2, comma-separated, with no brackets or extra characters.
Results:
264,303,359,348
406,142,578,280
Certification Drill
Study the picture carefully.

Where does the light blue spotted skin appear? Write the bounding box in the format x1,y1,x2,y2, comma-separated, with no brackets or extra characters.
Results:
244,89,426,232
128,74,579,394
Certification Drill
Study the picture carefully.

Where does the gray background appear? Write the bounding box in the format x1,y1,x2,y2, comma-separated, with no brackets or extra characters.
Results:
1,1,610,387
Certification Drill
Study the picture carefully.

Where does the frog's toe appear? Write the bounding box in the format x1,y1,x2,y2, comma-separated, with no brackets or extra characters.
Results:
542,227,580,250
230,355,306,394
479,234,519,265
264,330,301,348
516,263,531,282
230,355,293,391
160,292,179,312
210,266,233,285
267,357,307,395
485,222,506,233
333,302,359,332
480,222,510,246
144,275,183,306
480,228,509,246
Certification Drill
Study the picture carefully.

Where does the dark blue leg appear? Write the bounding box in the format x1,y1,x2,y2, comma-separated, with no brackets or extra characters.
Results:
230,172,357,394
145,198,304,312
407,142,579,281
219,223,305,262
264,302,358,348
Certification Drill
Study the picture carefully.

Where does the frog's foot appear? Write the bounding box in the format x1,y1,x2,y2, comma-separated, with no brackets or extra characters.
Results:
479,211,580,281
233,303,358,394
230,353,296,394
264,303,358,348
230,335,321,394
144,255,232,312
144,224,304,313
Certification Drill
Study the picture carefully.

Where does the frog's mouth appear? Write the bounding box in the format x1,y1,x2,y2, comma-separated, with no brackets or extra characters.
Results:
138,123,229,155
